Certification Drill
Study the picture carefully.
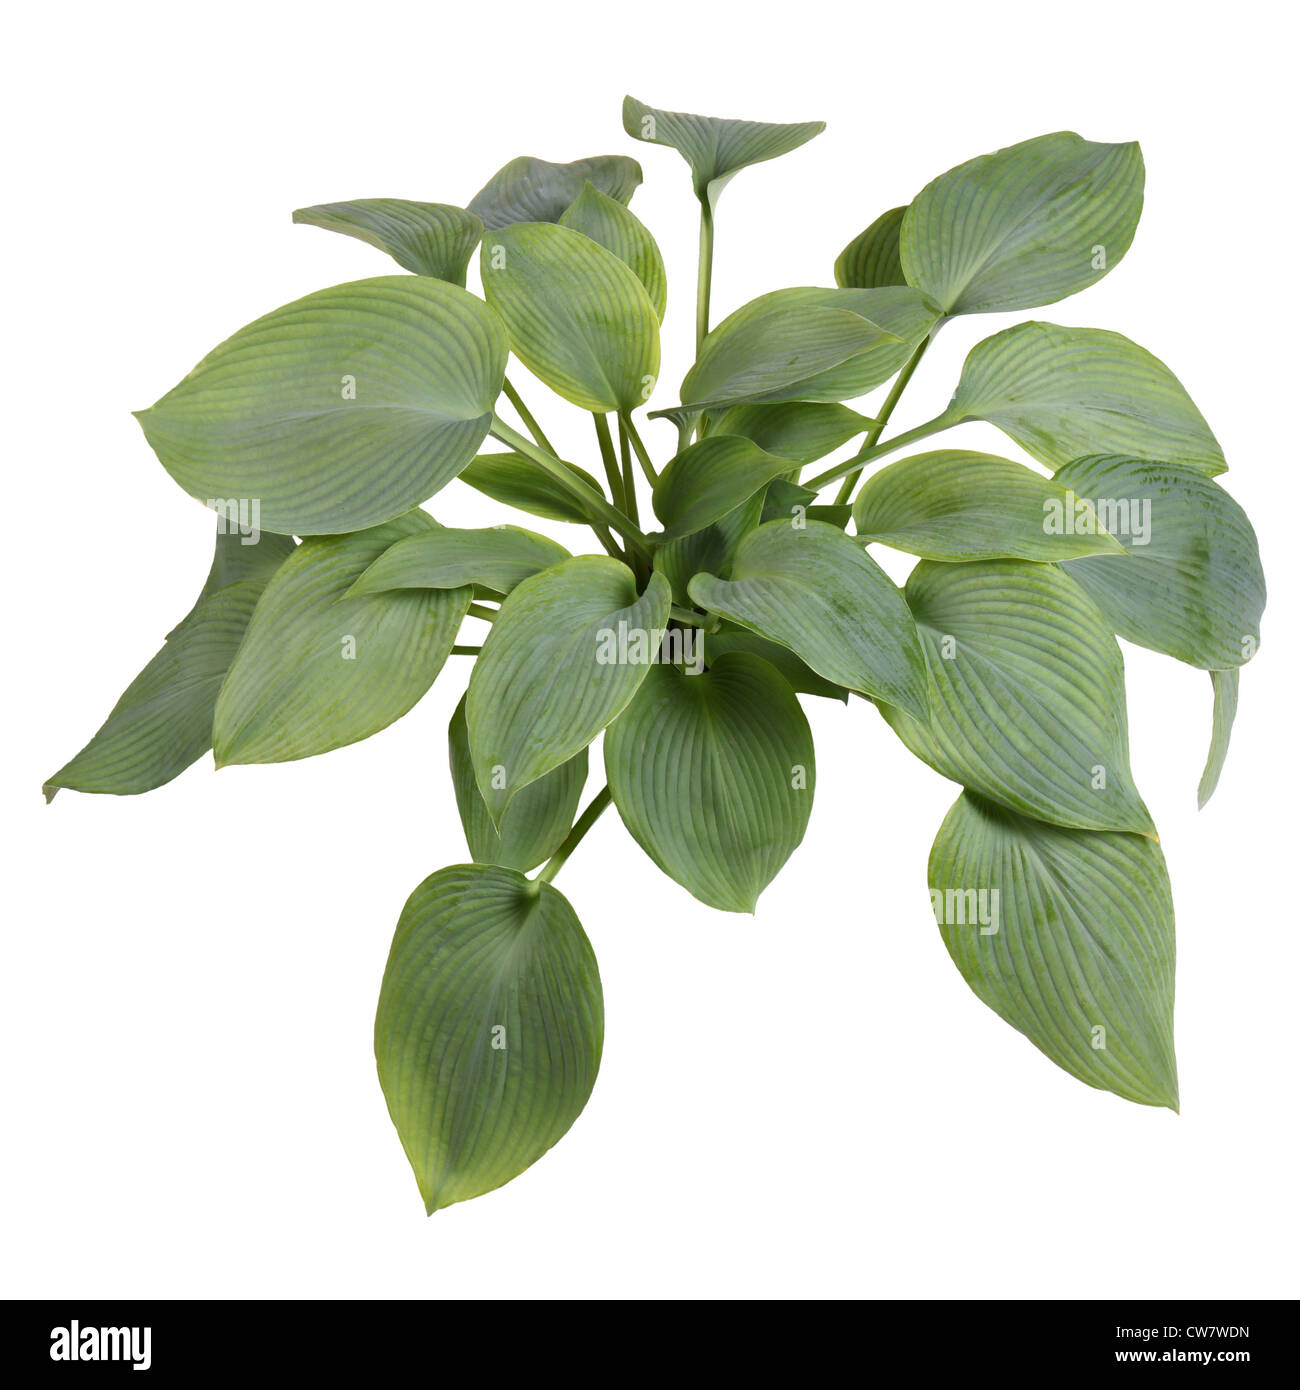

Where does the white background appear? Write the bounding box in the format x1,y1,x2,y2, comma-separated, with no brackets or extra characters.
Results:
4,1,1295,1299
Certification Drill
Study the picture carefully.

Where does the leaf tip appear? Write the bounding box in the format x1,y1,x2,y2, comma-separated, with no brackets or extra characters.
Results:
42,781,59,804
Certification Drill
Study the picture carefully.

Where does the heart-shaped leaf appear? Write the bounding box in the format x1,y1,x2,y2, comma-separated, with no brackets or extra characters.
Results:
712,401,871,464
703,628,848,701
929,791,1177,1109
481,223,660,413
948,321,1225,475
44,528,295,799
900,132,1144,315
457,451,605,525
1055,456,1265,669
1198,669,1239,810
835,206,906,289
879,560,1153,834
448,696,586,871
214,511,468,765
468,154,642,231
652,493,765,607
136,277,509,535
604,653,815,912
853,449,1126,561
375,864,603,1212
467,558,671,822
559,182,667,321
349,525,569,598
688,519,929,718
292,200,483,284
652,436,796,542
622,95,823,205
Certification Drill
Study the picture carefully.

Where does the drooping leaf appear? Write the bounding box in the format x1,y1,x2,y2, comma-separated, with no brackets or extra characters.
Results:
135,277,509,535
652,492,765,607
621,95,824,205
703,628,848,701
713,401,871,465
457,451,606,525
688,519,929,718
835,206,907,289
44,528,295,799
880,560,1153,834
852,449,1126,561
292,200,483,285
929,791,1177,1109
948,322,1225,475
448,696,586,871
481,223,660,413
559,182,667,320
375,864,603,1213
1198,668,1239,810
349,525,569,598
652,436,796,542
604,654,815,912
900,132,1144,315
213,511,468,765
466,558,671,822
1055,456,1264,668
467,154,642,231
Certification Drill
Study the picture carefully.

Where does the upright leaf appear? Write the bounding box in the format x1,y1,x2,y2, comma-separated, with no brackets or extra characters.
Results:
900,132,1144,314
136,277,509,535
349,526,569,598
948,322,1225,475
292,200,483,284
481,223,660,413
44,529,295,799
1198,669,1240,810
929,791,1177,1109
652,493,765,607
652,436,796,542
468,154,642,230
457,451,605,525
605,654,815,912
835,207,907,289
466,558,671,822
688,520,929,718
213,511,468,765
853,449,1125,561
376,864,603,1212
559,182,667,320
448,697,587,871
880,560,1153,834
1055,456,1264,668
622,96,824,205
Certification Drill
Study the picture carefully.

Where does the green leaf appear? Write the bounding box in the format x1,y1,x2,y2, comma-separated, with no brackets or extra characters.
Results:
448,696,586,871
559,182,667,321
880,560,1153,834
835,206,906,289
1198,668,1239,810
688,519,929,718
467,154,642,231
929,791,1177,1109
349,525,569,598
292,200,483,285
466,558,671,822
679,294,900,413
1055,456,1265,669
712,401,871,465
44,529,295,800
949,321,1225,475
135,277,509,536
375,864,603,1213
481,223,660,414
652,436,796,542
900,132,1144,315
702,628,848,701
213,511,468,765
853,449,1126,561
652,493,765,607
622,95,824,205
457,450,605,525
604,654,815,912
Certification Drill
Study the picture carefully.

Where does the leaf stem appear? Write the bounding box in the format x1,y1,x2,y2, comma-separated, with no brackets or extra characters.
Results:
467,603,498,623
620,412,659,485
617,417,640,525
696,198,715,357
535,785,613,885
804,412,956,493
502,377,559,457
833,337,933,504
593,413,625,511
451,644,483,655
669,605,708,628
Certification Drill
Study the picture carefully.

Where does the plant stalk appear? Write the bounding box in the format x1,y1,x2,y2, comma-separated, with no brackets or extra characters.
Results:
536,786,613,885
502,377,558,457
833,337,934,504
696,198,715,357
621,412,659,485
593,413,625,512
804,412,956,494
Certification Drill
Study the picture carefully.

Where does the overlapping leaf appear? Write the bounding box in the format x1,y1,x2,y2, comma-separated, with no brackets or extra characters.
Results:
559,182,667,320
468,154,642,230
835,207,907,289
1198,669,1239,809
652,436,796,542
292,199,483,284
350,525,569,598
712,401,870,464
457,450,606,525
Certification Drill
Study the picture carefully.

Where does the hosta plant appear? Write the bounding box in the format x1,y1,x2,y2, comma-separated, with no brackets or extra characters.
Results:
49,98,1265,1213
